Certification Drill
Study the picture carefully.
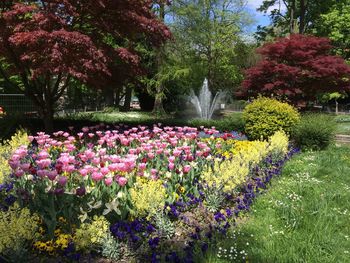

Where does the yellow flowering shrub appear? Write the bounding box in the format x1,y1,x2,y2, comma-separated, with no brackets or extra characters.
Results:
243,97,300,140
0,204,39,254
202,132,289,193
268,130,289,156
0,130,28,184
74,215,109,251
130,177,166,219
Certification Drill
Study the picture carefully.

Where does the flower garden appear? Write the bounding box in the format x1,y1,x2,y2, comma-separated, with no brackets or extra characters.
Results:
0,123,296,262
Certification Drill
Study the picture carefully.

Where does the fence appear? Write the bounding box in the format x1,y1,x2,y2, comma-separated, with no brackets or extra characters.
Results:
0,94,37,115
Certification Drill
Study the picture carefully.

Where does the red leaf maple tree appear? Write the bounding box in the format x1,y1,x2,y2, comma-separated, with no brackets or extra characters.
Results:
0,1,170,131
241,34,350,104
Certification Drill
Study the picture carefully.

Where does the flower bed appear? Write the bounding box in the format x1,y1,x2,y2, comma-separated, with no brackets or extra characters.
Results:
0,124,294,262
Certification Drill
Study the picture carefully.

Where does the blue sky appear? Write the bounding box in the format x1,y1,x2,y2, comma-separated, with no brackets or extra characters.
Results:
246,0,271,29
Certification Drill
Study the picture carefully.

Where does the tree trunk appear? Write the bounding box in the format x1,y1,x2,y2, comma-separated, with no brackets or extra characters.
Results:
153,86,166,115
104,86,115,107
290,0,296,33
121,85,132,112
152,2,166,114
40,104,54,133
299,0,306,34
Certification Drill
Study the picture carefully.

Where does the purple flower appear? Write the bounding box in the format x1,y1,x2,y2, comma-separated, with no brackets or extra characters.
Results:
148,237,160,249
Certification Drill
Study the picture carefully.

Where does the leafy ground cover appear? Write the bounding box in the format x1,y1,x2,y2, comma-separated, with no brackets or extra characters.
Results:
202,145,350,263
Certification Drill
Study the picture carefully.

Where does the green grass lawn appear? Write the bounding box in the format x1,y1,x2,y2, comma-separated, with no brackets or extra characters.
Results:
200,146,350,263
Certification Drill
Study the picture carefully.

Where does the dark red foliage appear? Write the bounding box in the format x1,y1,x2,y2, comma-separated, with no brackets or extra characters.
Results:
241,34,350,102
0,1,170,130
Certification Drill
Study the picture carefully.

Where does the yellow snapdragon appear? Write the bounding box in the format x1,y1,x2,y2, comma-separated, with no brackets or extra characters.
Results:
202,132,289,193
268,130,289,156
130,177,166,219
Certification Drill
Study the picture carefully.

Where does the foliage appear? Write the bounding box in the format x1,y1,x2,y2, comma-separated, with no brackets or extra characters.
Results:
292,114,336,151
74,215,110,252
243,97,300,140
151,0,253,102
154,213,175,239
255,0,340,41
318,2,350,59
0,204,39,259
130,177,166,219
0,1,170,130
101,232,121,261
241,35,350,104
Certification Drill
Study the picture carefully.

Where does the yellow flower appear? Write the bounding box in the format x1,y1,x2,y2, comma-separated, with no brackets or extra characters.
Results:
0,203,39,254
130,177,166,219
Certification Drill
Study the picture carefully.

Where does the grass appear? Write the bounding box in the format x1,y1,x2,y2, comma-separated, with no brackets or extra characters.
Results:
334,115,350,135
200,145,350,263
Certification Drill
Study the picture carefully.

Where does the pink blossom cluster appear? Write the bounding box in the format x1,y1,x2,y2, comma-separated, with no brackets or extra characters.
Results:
9,124,224,195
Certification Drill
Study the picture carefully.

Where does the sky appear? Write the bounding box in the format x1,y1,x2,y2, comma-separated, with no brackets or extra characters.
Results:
246,0,270,28
245,0,286,32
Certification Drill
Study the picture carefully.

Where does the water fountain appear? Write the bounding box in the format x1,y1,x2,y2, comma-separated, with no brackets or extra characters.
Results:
190,78,224,120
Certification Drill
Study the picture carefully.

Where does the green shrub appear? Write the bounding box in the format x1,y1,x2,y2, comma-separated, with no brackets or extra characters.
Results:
243,97,300,140
292,114,336,150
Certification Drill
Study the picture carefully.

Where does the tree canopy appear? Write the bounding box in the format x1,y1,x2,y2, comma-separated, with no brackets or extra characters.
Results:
241,34,350,103
0,0,170,130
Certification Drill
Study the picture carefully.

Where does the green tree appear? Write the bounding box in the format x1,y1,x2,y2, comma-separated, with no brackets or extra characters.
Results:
255,0,341,41
317,2,350,60
167,0,252,93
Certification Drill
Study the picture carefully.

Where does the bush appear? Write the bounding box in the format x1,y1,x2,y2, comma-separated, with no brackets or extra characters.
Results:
243,97,300,140
292,114,336,150
188,113,245,132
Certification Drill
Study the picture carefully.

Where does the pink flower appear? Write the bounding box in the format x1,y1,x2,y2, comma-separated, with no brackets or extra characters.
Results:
104,177,113,186
14,169,24,177
36,158,51,169
37,169,48,178
91,171,104,182
183,165,191,174
168,162,175,170
58,176,68,186
47,170,58,181
138,163,146,170
117,177,128,186
147,152,155,159
101,167,109,176
20,163,31,172
173,149,182,157
79,168,89,177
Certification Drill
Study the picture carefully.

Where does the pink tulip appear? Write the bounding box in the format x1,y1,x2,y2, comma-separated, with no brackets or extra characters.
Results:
138,163,146,170
58,176,68,186
104,177,113,186
117,177,128,186
79,168,88,177
14,169,24,177
91,171,104,182
168,162,175,170
47,170,58,181
183,165,191,174
101,167,109,176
